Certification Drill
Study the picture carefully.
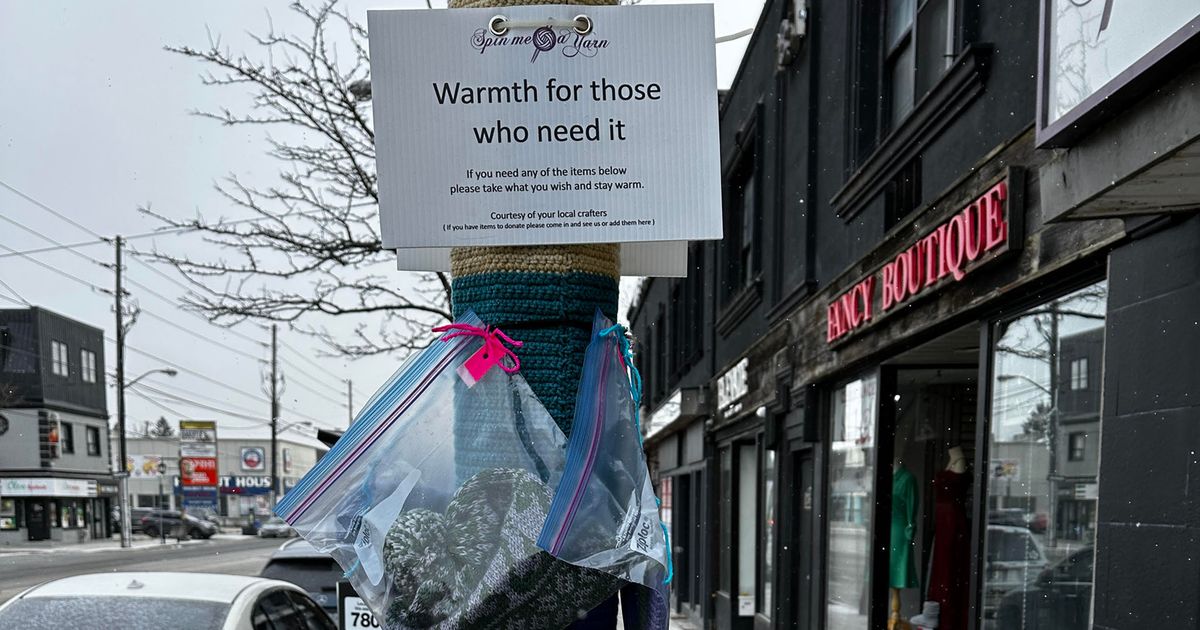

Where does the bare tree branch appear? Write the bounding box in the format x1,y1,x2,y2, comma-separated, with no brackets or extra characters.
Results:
143,1,451,357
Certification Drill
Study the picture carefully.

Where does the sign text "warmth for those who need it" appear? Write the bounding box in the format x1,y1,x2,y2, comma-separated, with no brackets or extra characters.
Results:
433,78,662,144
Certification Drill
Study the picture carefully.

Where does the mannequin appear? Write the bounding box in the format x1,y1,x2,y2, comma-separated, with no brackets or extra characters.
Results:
889,457,918,630
946,446,967,474
918,446,970,630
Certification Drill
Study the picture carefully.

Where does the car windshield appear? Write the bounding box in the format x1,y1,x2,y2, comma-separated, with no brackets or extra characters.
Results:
0,597,229,630
261,558,342,596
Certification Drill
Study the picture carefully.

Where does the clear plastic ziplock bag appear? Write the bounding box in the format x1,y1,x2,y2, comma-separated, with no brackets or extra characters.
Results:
276,311,620,629
538,310,672,630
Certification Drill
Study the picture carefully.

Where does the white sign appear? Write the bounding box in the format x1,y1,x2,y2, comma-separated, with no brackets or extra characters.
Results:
368,5,722,249
645,389,682,440
991,459,1020,480
394,240,688,277
342,596,379,629
717,358,749,411
179,443,216,458
125,455,166,478
1,478,97,498
737,594,755,617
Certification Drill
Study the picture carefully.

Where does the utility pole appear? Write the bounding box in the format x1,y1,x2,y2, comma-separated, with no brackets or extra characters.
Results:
346,379,353,426
270,324,279,510
114,235,132,548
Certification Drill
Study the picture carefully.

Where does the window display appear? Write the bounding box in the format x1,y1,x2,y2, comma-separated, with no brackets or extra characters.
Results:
827,374,878,630
0,499,16,530
986,281,1107,629
890,366,978,630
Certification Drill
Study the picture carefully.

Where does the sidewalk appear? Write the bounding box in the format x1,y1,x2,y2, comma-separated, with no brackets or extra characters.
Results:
668,613,702,630
0,533,246,555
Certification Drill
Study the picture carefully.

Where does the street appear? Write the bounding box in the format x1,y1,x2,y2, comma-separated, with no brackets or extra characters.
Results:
0,536,282,605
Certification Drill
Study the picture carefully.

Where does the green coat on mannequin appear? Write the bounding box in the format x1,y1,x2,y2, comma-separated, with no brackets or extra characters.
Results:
890,464,919,588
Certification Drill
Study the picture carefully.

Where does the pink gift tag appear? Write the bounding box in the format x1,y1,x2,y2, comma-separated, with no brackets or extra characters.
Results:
457,339,502,387
432,323,523,388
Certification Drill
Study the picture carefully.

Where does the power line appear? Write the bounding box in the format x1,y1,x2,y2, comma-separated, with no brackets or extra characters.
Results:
0,179,103,239
1,181,348,425
0,211,274,366
0,277,30,306
138,309,267,365
0,240,112,295
127,388,190,420
0,238,114,260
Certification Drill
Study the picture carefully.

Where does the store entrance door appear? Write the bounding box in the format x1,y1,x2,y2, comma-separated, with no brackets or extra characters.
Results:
26,499,51,541
791,449,816,630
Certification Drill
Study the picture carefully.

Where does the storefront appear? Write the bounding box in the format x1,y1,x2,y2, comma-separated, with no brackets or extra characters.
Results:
0,476,116,544
172,474,274,520
644,388,709,627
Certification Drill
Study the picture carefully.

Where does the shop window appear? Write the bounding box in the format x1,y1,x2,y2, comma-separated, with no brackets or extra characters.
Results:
86,425,101,456
61,421,75,454
1068,432,1087,462
80,349,97,383
760,448,777,617
985,281,1107,627
827,373,879,630
737,444,759,616
51,340,69,377
136,494,158,508
0,499,17,530
1070,358,1088,390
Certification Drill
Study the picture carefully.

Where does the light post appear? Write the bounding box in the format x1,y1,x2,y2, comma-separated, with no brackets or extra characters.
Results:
156,460,167,544
270,420,313,511
117,367,177,548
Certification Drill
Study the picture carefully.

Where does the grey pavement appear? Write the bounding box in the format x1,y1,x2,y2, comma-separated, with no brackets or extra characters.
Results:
0,535,282,604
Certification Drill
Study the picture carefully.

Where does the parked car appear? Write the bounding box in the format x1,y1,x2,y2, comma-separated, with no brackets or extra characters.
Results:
140,510,218,539
111,507,156,534
994,546,1094,630
257,516,295,538
259,538,342,618
982,525,1049,619
0,572,335,630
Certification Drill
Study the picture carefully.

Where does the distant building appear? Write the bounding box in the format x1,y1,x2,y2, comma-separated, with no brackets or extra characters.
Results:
124,425,328,524
0,307,116,545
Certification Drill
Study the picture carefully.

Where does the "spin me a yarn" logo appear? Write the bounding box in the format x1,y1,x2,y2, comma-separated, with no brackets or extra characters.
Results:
471,25,609,63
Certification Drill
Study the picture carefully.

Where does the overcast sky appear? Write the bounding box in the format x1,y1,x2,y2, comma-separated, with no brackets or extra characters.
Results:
0,0,762,442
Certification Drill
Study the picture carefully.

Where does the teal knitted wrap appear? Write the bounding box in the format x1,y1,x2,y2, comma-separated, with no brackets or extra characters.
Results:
451,271,619,436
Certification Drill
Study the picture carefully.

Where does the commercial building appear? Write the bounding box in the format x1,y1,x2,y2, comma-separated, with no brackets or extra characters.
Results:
630,2,1200,629
124,425,328,524
0,307,117,545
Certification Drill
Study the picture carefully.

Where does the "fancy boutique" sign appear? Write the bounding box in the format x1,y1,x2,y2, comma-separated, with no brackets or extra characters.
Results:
826,176,1018,344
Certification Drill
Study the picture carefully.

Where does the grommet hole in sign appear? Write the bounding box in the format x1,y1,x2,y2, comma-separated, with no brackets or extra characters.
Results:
489,15,591,37
487,14,750,44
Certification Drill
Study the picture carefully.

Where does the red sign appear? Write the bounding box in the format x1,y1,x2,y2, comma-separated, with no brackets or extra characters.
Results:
827,178,1015,344
180,457,218,486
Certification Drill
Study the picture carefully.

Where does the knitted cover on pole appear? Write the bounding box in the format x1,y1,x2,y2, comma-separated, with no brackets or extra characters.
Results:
444,2,641,628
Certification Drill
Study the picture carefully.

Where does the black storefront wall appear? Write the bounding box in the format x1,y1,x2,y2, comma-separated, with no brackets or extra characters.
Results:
1092,214,1200,629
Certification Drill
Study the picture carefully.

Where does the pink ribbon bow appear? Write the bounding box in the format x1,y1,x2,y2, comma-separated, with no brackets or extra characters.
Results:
432,323,524,386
